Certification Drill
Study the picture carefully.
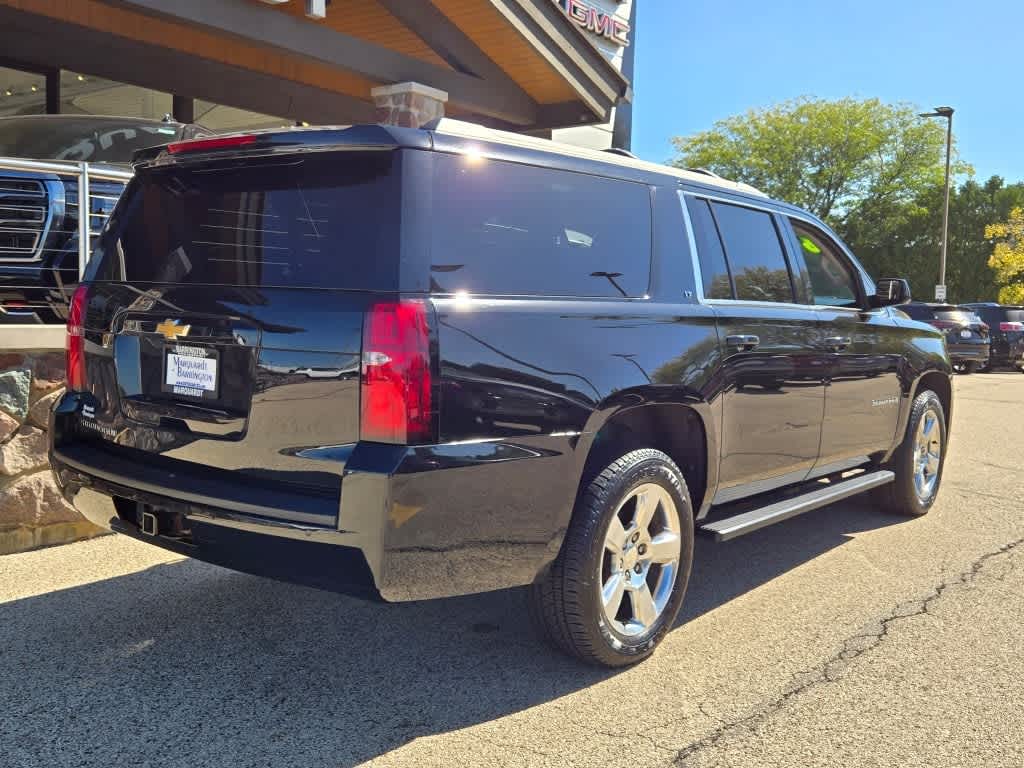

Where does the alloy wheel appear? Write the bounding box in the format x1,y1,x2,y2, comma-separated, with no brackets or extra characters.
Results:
598,483,681,637
913,408,942,502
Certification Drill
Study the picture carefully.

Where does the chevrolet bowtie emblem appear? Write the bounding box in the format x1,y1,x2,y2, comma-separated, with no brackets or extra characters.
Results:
156,319,191,341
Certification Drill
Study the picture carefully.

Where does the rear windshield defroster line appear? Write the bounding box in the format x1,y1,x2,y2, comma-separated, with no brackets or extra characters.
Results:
87,153,400,290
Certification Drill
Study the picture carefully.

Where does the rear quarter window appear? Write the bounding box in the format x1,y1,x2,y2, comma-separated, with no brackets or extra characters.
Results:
429,154,651,298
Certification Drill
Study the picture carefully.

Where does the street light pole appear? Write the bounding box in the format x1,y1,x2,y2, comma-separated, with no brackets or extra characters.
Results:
920,106,954,300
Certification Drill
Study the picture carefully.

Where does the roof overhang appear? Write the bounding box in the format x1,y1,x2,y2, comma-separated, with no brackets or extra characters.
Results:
0,0,630,131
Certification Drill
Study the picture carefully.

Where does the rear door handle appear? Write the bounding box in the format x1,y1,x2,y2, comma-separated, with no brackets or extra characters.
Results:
725,334,760,351
824,336,851,351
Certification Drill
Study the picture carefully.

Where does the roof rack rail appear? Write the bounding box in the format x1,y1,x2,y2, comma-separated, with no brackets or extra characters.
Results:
603,147,638,159
425,119,770,198
687,167,722,179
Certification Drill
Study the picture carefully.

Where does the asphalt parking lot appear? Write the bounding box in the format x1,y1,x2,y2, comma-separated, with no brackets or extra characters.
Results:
2,372,1023,767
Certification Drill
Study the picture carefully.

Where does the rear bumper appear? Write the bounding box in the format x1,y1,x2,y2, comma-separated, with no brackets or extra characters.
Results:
946,342,989,364
50,394,579,602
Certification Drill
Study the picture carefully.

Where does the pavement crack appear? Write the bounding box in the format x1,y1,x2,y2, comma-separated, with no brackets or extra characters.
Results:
947,483,1021,503
672,535,1024,766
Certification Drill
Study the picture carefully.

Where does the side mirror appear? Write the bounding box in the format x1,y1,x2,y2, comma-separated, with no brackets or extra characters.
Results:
873,278,912,307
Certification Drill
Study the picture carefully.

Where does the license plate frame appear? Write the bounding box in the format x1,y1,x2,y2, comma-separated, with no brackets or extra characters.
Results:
161,344,220,401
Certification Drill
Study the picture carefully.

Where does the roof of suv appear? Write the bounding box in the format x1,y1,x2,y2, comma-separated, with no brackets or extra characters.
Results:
430,119,768,198
135,118,768,200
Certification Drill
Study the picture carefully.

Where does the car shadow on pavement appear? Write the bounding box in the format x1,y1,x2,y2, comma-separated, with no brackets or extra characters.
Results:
1,498,904,767
679,497,905,624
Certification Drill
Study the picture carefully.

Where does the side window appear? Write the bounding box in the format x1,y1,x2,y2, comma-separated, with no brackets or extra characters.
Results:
684,196,732,299
790,219,861,308
430,154,651,297
710,202,794,303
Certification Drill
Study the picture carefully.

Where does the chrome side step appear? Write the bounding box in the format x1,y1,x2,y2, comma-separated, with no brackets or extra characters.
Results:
699,470,895,542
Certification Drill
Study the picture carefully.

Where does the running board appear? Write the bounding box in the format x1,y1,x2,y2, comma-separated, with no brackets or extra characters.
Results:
699,470,895,542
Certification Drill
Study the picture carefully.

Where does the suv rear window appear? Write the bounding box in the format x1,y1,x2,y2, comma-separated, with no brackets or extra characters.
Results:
429,154,651,297
935,310,981,324
88,152,400,289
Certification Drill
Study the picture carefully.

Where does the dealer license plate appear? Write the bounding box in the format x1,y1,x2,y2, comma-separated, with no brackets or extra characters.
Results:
162,345,219,400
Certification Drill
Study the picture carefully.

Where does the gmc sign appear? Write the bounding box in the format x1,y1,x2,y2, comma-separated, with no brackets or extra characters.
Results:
555,0,631,47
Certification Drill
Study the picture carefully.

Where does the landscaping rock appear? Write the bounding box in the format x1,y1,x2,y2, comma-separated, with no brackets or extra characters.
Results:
0,425,49,477
0,471,78,528
0,368,31,421
0,410,19,443
28,387,63,430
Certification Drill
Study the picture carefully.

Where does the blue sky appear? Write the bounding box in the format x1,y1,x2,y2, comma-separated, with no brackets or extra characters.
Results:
630,0,1022,184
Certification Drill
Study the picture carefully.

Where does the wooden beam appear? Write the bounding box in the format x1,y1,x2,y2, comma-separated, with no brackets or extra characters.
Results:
491,0,629,112
376,0,525,97
103,0,540,125
0,7,378,125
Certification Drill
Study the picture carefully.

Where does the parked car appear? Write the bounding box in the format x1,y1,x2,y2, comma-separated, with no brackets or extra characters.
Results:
898,303,990,373
960,303,1024,372
49,121,952,667
0,114,208,323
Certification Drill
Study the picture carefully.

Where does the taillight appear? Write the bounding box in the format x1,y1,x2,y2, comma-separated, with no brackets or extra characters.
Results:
929,319,958,330
166,134,257,154
360,300,434,444
1000,321,1024,332
66,284,89,391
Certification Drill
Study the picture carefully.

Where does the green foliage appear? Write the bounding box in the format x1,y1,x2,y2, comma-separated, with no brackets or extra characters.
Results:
845,177,1024,303
670,96,1019,304
986,207,1024,304
671,97,951,221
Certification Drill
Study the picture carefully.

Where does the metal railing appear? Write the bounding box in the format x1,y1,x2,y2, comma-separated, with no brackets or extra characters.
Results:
1,157,132,331
0,156,132,278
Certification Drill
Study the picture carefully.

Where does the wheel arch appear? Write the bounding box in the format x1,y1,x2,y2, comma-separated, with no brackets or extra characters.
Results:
573,393,717,522
913,370,953,430
885,368,953,464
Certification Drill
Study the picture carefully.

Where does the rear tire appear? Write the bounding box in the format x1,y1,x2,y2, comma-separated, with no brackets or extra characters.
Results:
874,390,947,516
529,449,694,667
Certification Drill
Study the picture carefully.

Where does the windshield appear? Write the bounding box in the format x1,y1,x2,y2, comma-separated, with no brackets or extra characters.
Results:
0,117,184,163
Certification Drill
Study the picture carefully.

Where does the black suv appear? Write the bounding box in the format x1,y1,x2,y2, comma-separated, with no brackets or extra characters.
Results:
49,122,952,666
960,303,1024,372
0,115,207,323
898,303,990,373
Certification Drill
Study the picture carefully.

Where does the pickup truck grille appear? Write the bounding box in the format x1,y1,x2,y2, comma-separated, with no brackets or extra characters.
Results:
64,178,125,248
0,176,47,259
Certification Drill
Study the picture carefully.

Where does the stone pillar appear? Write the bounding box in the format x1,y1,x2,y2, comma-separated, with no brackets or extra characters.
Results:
0,334,105,554
371,82,448,128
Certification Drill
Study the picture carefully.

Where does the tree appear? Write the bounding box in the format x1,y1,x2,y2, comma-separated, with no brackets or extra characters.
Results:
671,97,951,223
986,207,1024,304
846,177,1024,303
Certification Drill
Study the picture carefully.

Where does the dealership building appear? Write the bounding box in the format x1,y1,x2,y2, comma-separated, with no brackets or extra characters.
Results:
0,0,636,146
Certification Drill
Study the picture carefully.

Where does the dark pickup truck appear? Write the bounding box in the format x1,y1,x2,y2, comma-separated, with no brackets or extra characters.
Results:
50,121,952,667
0,115,206,323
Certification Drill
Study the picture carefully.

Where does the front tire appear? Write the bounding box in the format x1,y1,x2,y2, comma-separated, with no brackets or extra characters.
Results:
875,390,947,516
529,449,694,667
